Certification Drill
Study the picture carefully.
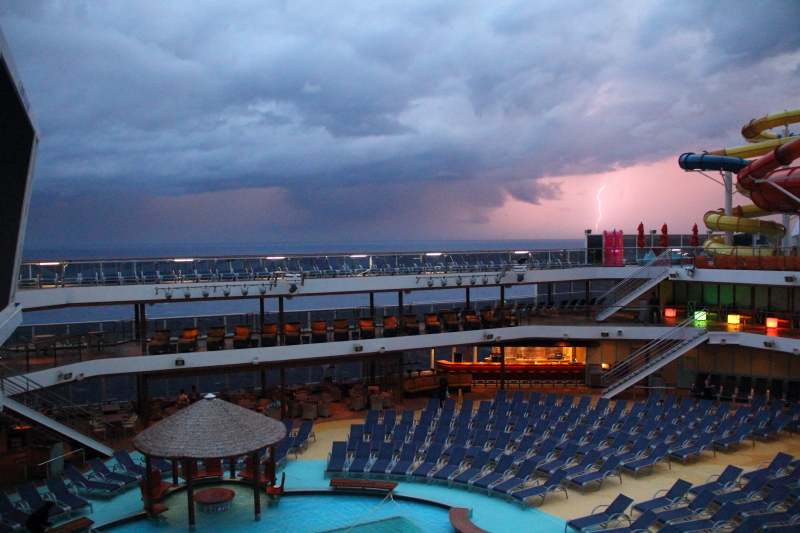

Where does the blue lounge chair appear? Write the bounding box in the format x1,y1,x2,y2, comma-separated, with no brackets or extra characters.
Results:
657,501,739,533
15,483,69,521
64,467,124,499
652,490,715,526
620,441,672,479
449,450,492,488
669,433,715,465
565,493,633,532
631,478,692,515
712,470,770,506
346,441,373,475
488,458,539,496
325,441,348,477
735,484,791,517
0,491,29,529
741,452,793,481
469,453,517,491
429,446,468,483
44,476,93,515
688,465,743,496
567,455,624,494
364,442,395,477
601,510,660,533
508,468,569,507
112,451,148,477
388,444,419,477
87,458,138,486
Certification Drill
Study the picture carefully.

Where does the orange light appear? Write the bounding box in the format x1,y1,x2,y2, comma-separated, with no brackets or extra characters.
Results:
601,363,610,370
664,308,677,318
766,317,779,328
727,314,740,325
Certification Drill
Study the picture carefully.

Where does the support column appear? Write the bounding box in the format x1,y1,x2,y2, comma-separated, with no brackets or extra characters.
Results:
144,456,154,516
369,293,375,318
430,348,435,370
260,370,267,398
398,353,405,406
185,460,196,531
260,298,265,327
472,346,478,363
171,460,179,486
278,297,285,346
139,303,148,356
585,280,591,318
500,286,505,307
280,368,286,420
398,291,404,335
229,457,236,480
252,451,261,521
466,287,470,309
724,171,733,247
134,305,140,341
135,375,149,422
500,345,506,390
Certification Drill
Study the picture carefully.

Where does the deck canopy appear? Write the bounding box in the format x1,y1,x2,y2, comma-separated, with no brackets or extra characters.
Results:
133,394,286,529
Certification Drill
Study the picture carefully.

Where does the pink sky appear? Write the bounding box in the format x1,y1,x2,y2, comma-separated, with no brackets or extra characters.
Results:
482,158,729,239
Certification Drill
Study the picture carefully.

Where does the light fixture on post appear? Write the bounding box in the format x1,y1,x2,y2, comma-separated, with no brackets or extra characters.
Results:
427,278,434,287
456,275,463,286
470,276,477,285
183,289,191,299
494,274,503,284
164,289,173,300
222,287,231,297
241,286,249,296
259,285,267,295
441,277,447,287
482,275,489,285
202,287,210,298
686,266,695,277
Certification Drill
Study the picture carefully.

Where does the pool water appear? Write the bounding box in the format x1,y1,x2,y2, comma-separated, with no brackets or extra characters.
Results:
109,489,452,533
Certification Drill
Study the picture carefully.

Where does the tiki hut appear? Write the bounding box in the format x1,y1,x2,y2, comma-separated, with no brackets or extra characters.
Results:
133,394,286,530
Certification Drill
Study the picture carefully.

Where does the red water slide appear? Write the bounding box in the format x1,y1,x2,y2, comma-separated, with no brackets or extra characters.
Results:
737,136,800,213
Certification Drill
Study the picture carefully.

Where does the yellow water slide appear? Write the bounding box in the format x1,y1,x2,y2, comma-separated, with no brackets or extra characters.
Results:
708,109,800,158
696,109,800,255
703,206,785,256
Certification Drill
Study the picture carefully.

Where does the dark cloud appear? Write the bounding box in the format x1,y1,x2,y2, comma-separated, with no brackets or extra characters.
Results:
1,0,799,247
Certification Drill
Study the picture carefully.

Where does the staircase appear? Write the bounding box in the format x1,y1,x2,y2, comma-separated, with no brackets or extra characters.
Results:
601,315,708,399
1,365,114,456
595,250,672,322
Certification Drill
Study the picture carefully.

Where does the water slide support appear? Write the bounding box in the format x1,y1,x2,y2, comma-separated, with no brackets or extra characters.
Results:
724,171,733,246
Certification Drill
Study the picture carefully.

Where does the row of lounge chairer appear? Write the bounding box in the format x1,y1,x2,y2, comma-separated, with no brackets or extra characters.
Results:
148,308,520,354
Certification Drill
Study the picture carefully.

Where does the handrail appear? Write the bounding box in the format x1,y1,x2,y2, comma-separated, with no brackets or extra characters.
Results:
602,313,707,392
595,250,672,321
1,364,112,433
24,448,85,480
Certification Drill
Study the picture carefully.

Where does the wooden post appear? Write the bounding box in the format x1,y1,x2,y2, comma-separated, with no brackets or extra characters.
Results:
252,451,261,521
144,456,154,516
185,460,195,531
171,460,179,486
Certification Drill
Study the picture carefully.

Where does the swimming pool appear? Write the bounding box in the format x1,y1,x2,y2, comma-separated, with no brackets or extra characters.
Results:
109,488,452,533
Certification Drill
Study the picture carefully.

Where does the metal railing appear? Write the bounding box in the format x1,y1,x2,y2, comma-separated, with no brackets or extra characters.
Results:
595,250,672,321
601,313,708,395
24,448,85,480
1,364,112,437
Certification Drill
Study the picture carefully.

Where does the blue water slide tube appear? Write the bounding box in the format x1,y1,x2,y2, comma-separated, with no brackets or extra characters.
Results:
678,153,750,173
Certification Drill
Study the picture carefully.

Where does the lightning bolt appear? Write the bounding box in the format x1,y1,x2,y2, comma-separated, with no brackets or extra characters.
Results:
595,183,606,232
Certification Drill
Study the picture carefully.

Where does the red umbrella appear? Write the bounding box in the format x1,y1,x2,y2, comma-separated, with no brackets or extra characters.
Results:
690,223,700,247
659,223,669,248
637,222,645,248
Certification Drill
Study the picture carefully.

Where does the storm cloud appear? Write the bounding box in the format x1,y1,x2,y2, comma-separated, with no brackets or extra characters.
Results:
2,0,799,247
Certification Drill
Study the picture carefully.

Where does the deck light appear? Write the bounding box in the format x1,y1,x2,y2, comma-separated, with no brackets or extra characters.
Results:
426,253,442,257
37,262,61,266
175,357,185,366
494,274,502,284
253,357,259,365
353,344,363,352
694,310,707,321
514,251,529,254
241,286,249,296
427,278,434,287
164,289,173,300
482,276,489,285
785,276,796,282
266,256,285,260
202,287,210,298
173,258,194,262
794,348,800,356
183,289,191,299
727,314,740,325
259,285,267,295
617,330,623,336
665,308,677,318
289,284,298,293
349,254,367,258
601,363,609,370
764,341,774,348
222,287,231,297
766,317,779,328
441,278,447,287
601,331,609,337
456,276,463,286
484,333,494,340
470,276,477,285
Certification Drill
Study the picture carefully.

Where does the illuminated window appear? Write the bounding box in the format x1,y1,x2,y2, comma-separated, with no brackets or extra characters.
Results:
766,317,779,329
727,314,740,325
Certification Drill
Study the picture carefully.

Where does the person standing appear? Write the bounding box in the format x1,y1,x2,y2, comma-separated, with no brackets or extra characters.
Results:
647,292,661,324
438,375,449,408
